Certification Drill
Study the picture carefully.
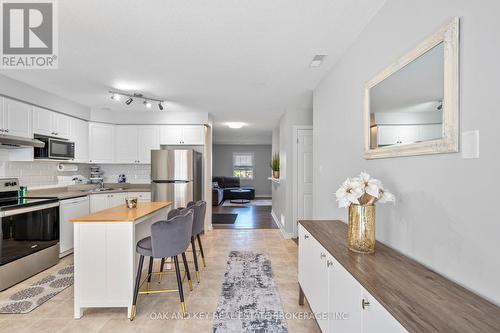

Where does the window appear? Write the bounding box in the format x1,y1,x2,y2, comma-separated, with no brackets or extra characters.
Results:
233,152,254,179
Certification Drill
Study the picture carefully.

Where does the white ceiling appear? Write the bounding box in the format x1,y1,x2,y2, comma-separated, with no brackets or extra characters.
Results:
3,0,385,144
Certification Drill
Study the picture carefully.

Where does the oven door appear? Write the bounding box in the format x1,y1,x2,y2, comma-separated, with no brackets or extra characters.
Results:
0,203,60,267
49,139,75,159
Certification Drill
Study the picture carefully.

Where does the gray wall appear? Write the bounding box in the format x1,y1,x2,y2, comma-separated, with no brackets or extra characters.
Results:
213,144,272,196
313,0,500,305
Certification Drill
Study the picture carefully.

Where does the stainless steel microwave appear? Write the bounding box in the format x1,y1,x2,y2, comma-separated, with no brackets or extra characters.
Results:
34,135,75,160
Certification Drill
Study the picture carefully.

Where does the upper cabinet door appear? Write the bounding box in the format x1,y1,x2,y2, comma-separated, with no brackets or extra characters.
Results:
52,112,71,139
3,98,32,138
115,125,138,163
182,125,204,145
33,106,54,136
70,117,89,163
89,123,115,163
137,126,159,164
159,125,183,144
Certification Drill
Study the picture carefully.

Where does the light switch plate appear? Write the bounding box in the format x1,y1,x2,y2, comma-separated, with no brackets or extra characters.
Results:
461,130,479,159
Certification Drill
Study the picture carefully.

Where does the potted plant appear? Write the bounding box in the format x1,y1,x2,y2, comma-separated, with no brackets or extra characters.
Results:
335,172,395,254
270,154,280,179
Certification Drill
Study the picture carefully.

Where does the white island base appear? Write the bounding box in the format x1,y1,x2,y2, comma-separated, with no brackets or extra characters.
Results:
71,202,172,319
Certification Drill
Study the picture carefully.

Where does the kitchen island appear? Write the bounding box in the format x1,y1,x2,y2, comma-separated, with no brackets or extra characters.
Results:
70,201,173,319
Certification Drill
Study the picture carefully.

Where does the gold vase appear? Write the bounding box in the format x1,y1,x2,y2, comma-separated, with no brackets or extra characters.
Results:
348,204,375,254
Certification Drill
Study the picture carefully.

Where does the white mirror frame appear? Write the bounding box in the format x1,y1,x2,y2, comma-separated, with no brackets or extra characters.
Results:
364,17,459,159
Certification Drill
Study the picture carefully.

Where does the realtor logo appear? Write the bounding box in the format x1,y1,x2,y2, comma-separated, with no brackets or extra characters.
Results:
1,0,58,69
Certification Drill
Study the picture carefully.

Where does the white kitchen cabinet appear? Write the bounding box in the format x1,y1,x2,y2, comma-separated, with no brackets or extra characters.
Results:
115,126,138,163
127,192,151,202
328,255,362,333
32,106,53,136
137,126,159,163
53,112,71,139
298,224,407,333
1,97,33,138
89,122,115,163
361,290,406,333
70,117,89,163
59,196,89,257
107,192,127,208
115,125,159,164
90,192,128,213
33,107,71,139
159,125,204,145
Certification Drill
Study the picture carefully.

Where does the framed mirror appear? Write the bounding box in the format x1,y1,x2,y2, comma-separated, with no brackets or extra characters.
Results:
364,18,459,159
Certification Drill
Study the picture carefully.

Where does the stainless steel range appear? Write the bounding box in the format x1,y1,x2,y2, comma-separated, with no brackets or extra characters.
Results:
0,178,60,291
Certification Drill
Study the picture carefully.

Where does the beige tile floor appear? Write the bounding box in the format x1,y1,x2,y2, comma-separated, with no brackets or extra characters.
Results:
0,229,320,332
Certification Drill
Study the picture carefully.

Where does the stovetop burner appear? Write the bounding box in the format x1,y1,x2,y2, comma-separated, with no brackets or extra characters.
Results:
0,196,59,211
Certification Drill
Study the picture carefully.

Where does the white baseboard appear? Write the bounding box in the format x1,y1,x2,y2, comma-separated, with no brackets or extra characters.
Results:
271,210,293,239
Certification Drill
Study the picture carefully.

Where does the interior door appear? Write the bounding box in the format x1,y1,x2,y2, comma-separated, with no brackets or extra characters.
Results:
297,129,313,235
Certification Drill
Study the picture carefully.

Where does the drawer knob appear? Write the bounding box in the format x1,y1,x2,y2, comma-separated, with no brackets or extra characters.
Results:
362,299,370,309
304,235,309,239
320,252,326,259
327,260,333,267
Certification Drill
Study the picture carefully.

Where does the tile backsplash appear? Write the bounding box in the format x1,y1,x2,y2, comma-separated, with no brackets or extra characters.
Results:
98,164,150,184
0,162,151,188
0,161,91,188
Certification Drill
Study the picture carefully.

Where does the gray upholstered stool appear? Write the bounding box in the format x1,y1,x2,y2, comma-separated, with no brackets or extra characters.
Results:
130,210,193,320
189,201,207,282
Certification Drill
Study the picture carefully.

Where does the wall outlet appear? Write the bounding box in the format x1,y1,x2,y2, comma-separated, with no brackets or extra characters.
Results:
461,130,479,159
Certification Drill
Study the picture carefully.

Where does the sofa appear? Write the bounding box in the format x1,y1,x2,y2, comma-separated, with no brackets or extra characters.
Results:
212,176,255,205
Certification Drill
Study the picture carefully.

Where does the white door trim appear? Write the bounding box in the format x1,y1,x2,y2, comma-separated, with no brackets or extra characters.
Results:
292,125,313,238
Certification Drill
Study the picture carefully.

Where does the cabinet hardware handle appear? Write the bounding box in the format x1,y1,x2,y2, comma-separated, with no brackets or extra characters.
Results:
320,252,326,259
327,260,333,267
4,129,8,133
304,235,309,239
0,129,4,132
362,299,370,309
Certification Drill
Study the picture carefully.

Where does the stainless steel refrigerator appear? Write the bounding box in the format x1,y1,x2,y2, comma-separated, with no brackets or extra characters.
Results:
151,149,202,208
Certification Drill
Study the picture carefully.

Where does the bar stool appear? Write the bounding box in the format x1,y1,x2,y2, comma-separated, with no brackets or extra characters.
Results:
188,201,207,283
158,207,190,276
130,210,193,320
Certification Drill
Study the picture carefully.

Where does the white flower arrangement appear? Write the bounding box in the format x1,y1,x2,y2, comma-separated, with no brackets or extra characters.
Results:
335,172,395,208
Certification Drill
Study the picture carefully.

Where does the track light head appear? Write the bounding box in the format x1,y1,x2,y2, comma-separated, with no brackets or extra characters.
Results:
125,97,133,105
143,100,152,108
110,93,121,101
158,102,164,111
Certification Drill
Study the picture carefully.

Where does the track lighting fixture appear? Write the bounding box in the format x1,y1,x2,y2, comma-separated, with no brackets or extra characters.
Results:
109,91,167,110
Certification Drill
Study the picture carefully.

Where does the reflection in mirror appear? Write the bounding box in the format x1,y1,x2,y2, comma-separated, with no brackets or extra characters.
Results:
369,42,444,149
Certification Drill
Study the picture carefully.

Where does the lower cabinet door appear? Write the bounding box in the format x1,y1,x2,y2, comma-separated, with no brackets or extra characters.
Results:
361,289,407,333
107,193,127,208
90,194,108,213
328,256,362,333
308,238,330,332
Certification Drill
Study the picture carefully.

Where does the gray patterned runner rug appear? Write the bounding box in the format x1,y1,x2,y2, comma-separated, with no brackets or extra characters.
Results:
0,265,74,314
213,251,288,332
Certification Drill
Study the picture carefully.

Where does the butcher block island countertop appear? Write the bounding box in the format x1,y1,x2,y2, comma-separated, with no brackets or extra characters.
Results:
70,201,173,222
299,220,500,333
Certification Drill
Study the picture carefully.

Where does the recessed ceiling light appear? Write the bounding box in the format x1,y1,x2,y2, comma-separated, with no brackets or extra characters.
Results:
226,122,245,129
310,54,327,68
